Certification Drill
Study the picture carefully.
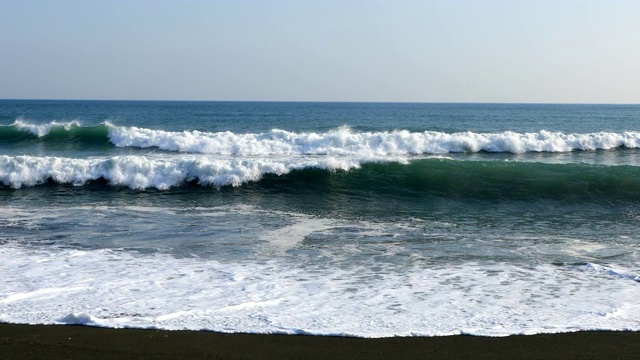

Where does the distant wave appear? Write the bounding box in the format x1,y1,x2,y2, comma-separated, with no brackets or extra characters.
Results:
13,119,84,137
3,121,640,155
0,120,108,143
3,155,640,204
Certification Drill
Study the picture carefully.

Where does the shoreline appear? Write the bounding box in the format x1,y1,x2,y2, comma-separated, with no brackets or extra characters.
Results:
2,324,640,360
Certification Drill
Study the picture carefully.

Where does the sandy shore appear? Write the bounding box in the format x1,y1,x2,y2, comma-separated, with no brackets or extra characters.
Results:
1,323,639,360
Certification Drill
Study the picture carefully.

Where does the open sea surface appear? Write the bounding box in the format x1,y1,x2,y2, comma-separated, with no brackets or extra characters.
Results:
1,100,639,337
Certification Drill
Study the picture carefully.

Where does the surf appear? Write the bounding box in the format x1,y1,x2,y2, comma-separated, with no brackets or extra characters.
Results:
5,120,640,157
108,125,640,155
2,155,640,204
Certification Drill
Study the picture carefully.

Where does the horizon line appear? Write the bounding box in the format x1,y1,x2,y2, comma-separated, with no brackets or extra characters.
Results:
1,98,638,106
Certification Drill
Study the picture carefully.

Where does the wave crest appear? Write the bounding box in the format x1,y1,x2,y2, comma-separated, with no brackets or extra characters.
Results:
4,121,640,156
13,119,83,137
0,155,367,190
3,155,640,204
0,120,109,144
107,125,640,155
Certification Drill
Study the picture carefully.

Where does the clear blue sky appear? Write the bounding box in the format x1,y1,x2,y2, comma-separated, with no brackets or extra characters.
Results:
1,0,638,103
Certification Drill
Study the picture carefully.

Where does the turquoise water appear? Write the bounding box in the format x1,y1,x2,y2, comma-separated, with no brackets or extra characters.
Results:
1,101,639,336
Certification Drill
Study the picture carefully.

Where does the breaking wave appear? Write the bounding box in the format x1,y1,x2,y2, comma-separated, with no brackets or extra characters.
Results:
0,154,366,190
3,121,640,155
106,126,640,155
3,155,640,204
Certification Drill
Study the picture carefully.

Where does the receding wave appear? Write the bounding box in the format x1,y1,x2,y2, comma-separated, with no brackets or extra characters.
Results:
4,121,640,155
2,155,640,202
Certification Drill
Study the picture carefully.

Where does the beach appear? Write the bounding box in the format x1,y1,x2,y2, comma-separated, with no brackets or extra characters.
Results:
2,324,640,360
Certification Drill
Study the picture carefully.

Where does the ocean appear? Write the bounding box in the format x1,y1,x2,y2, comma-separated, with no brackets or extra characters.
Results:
1,100,639,337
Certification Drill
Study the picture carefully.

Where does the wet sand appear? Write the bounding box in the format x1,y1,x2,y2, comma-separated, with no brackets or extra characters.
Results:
1,323,639,360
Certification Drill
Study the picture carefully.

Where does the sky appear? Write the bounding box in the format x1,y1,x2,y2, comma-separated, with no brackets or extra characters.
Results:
0,0,638,103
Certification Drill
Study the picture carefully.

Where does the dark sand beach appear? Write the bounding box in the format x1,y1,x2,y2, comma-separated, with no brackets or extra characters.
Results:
1,324,640,360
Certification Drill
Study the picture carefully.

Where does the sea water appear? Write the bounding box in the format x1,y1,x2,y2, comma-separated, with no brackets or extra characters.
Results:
1,100,639,337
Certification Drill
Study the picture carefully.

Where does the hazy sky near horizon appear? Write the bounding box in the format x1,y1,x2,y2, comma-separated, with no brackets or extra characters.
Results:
1,1,638,103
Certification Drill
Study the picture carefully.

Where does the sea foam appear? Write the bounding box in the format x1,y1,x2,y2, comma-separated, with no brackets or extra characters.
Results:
1,245,638,337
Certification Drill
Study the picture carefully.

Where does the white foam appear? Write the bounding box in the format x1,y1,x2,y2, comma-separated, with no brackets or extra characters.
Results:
57,312,99,326
0,154,371,189
12,120,82,137
106,125,640,155
259,217,334,252
573,263,640,282
0,287,86,304
1,245,639,337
